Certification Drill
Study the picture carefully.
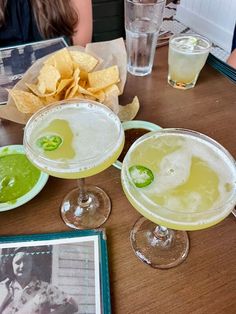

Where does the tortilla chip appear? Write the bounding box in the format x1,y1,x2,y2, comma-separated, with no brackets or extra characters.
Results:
45,48,73,79
41,94,61,105
84,95,97,101
93,90,105,103
104,84,120,96
101,84,120,113
78,85,94,97
88,65,119,90
8,90,44,113
26,83,56,97
70,51,98,72
37,80,46,95
56,78,74,95
37,64,61,93
65,68,80,99
79,80,87,88
118,96,140,121
79,70,88,81
72,91,85,99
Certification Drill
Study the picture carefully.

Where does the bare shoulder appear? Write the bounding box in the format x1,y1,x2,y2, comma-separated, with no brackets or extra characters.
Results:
69,0,93,46
227,49,236,69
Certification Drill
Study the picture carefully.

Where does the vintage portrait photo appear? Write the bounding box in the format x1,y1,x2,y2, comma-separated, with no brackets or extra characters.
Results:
0,235,101,314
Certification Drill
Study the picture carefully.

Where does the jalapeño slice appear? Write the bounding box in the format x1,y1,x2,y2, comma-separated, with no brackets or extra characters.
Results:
36,135,62,151
129,165,154,188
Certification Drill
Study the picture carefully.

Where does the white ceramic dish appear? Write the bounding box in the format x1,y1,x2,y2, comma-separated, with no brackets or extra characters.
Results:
0,145,49,212
113,120,162,170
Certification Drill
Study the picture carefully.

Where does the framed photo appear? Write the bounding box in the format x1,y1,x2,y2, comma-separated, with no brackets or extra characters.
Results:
0,230,111,314
0,37,68,104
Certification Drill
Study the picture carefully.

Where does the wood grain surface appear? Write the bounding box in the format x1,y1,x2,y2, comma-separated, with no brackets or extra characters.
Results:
0,45,236,314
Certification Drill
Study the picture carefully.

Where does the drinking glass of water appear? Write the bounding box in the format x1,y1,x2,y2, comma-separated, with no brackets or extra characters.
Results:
125,0,166,76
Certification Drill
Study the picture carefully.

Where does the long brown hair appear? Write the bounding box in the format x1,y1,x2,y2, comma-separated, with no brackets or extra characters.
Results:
0,0,78,39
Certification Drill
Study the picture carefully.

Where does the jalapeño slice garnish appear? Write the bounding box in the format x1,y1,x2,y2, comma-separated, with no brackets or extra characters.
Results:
129,165,154,188
36,135,62,151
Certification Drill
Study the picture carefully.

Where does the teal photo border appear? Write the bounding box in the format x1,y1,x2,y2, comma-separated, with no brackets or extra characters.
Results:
0,229,111,314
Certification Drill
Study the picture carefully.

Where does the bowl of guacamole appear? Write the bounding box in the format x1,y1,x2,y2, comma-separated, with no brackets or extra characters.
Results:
0,145,49,212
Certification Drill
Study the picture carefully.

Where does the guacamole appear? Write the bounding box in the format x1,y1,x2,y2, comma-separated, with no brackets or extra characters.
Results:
0,153,40,203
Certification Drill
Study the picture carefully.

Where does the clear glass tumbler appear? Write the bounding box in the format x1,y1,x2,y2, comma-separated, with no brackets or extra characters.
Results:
125,0,166,76
168,33,212,89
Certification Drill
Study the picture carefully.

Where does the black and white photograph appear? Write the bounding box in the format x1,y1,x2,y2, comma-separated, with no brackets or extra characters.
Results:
0,37,67,105
0,235,102,314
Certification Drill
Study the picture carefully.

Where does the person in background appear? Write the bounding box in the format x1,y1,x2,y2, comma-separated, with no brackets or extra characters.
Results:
0,247,78,314
227,23,236,69
0,0,93,47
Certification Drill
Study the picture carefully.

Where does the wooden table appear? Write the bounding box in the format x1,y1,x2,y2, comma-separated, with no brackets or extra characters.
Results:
0,46,236,313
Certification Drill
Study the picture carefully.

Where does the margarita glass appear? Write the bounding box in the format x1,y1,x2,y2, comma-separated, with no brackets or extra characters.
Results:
24,99,124,229
121,128,236,268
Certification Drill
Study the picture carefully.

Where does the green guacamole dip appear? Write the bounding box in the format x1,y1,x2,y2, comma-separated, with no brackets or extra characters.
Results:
0,154,40,203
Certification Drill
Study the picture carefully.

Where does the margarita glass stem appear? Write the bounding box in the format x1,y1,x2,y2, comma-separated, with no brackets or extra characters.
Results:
152,225,174,249
77,178,90,204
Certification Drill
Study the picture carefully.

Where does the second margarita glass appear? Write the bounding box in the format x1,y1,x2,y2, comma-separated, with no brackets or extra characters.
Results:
121,128,236,268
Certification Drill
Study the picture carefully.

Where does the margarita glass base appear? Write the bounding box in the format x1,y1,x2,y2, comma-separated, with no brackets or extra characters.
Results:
130,217,189,269
61,184,111,230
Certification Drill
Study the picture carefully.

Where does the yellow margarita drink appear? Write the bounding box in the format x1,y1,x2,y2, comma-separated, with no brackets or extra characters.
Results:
168,34,211,89
24,100,124,179
122,129,236,231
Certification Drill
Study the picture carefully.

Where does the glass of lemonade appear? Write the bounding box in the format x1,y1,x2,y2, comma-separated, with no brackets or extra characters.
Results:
121,128,236,268
24,99,124,229
168,34,212,89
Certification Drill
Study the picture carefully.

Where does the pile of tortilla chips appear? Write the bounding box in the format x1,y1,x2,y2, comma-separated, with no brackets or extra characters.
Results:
8,48,139,121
